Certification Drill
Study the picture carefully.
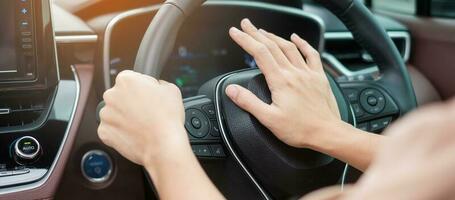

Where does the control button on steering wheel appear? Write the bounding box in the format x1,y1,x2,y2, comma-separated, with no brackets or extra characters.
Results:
185,109,210,138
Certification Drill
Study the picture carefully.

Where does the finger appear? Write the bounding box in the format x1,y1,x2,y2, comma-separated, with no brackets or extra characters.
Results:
229,27,280,80
97,123,115,147
240,19,292,68
102,88,116,105
158,79,170,85
260,29,307,68
225,84,272,123
291,33,323,72
98,106,121,125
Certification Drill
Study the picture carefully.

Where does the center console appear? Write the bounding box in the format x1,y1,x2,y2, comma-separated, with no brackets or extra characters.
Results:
0,0,78,196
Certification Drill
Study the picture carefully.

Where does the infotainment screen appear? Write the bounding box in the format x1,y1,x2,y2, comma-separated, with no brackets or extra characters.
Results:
0,0,18,73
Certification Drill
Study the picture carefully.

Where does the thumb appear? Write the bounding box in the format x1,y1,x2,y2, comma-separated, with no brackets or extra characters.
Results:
225,84,271,121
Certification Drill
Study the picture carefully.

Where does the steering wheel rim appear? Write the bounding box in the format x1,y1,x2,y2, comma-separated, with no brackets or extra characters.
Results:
133,0,417,198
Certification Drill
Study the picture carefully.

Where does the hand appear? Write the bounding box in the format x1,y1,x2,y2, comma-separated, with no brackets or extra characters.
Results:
345,100,455,200
226,19,342,148
98,70,189,167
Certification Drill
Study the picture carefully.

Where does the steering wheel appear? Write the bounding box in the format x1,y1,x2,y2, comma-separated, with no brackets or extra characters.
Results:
133,0,417,198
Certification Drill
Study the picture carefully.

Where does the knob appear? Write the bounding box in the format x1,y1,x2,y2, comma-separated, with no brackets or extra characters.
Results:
14,136,41,162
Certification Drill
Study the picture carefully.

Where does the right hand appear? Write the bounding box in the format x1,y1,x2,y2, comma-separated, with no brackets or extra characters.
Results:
98,70,189,168
226,18,343,148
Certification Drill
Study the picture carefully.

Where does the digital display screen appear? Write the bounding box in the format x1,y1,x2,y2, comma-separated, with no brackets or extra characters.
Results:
0,0,18,72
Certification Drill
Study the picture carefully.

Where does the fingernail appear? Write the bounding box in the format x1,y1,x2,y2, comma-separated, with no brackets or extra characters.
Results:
242,18,258,30
258,29,267,34
230,27,241,35
291,33,299,40
226,85,239,99
242,18,251,25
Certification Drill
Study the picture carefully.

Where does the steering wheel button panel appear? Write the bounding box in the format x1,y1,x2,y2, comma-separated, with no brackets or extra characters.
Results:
191,117,202,129
352,103,365,117
370,117,393,132
343,89,359,103
210,120,221,137
357,122,369,131
210,145,226,157
367,96,378,106
191,145,212,157
185,109,210,138
202,104,216,119
360,88,386,114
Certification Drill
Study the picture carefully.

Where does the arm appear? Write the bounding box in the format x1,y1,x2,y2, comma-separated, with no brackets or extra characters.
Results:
300,99,455,200
98,71,224,200
226,19,380,171
144,136,224,200
308,121,384,171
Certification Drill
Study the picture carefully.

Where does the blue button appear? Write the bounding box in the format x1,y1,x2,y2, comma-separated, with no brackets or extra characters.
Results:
81,150,113,183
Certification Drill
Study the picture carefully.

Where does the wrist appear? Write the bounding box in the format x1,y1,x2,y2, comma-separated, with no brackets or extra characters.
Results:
143,124,193,170
302,120,358,151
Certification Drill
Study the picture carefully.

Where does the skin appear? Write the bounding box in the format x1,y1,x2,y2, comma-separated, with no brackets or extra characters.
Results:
98,18,455,199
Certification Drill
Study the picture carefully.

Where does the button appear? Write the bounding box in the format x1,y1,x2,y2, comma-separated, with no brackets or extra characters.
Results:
210,120,220,137
202,104,216,119
14,136,41,161
210,145,226,157
191,117,202,129
352,104,364,117
185,109,210,138
22,44,32,49
357,123,369,131
370,117,393,132
22,38,32,43
367,96,378,106
21,8,28,15
343,89,359,103
359,88,386,114
81,150,113,183
21,32,32,36
191,145,211,157
20,20,29,28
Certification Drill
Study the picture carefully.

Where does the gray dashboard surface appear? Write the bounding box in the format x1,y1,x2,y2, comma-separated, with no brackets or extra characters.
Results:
52,4,96,36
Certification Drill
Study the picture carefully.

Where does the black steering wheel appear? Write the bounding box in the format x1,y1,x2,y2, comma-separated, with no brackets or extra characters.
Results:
133,0,417,198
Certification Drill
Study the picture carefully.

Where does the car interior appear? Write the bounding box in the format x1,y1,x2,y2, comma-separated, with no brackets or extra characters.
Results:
0,0,453,199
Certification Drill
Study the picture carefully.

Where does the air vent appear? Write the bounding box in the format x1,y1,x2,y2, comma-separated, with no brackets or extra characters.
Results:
0,91,51,128
324,31,410,73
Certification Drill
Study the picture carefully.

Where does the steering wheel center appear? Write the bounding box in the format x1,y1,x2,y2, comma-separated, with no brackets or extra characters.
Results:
197,68,354,197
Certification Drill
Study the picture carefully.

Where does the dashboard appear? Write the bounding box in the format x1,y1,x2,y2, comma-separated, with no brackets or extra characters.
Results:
103,2,409,99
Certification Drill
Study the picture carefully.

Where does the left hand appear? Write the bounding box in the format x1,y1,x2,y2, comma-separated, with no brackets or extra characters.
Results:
98,70,190,167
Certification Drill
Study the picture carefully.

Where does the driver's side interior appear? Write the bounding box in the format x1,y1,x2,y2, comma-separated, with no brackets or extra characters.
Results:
0,0,453,199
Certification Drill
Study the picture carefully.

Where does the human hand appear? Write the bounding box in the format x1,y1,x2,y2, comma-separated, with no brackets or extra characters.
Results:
345,100,455,200
98,70,190,167
226,19,342,148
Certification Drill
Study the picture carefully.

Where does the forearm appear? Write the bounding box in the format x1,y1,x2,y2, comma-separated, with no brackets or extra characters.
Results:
144,141,225,200
306,122,384,171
